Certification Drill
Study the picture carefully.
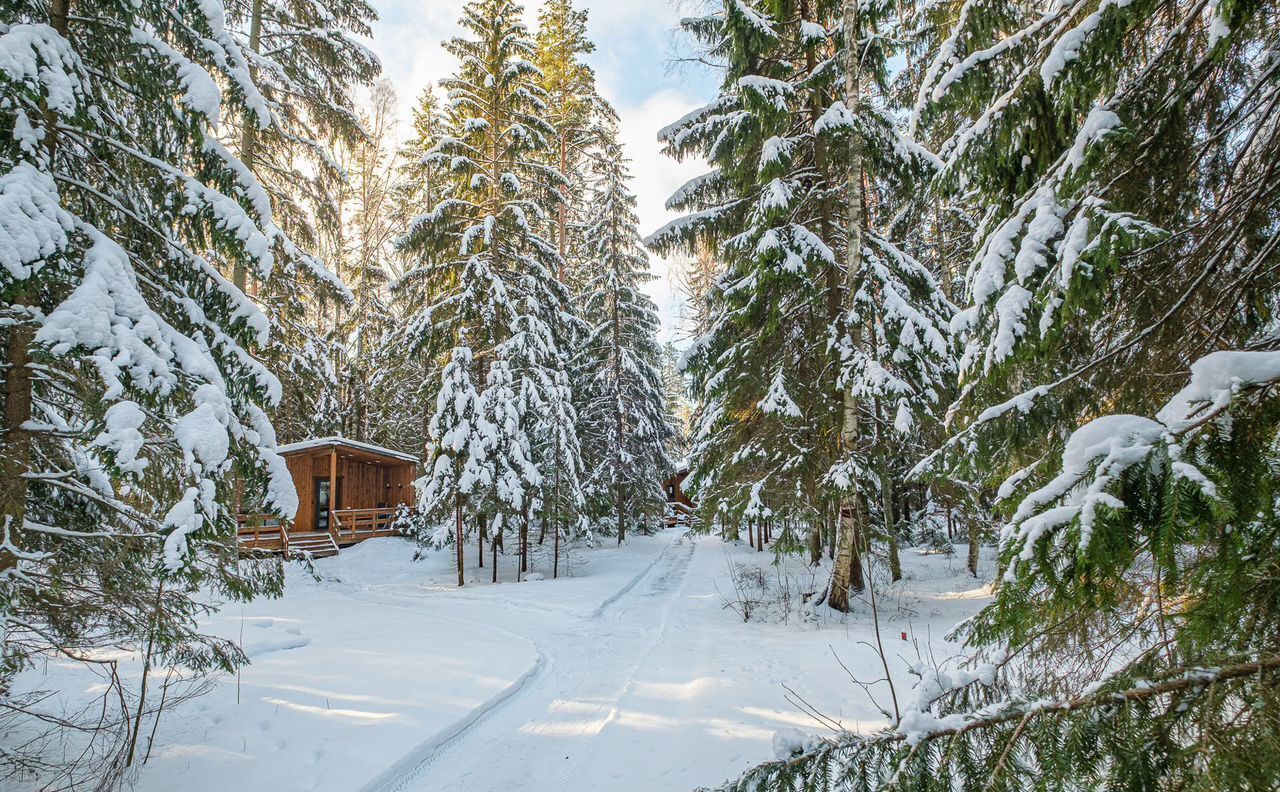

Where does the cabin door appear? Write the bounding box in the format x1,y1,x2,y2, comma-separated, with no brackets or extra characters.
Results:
314,477,343,531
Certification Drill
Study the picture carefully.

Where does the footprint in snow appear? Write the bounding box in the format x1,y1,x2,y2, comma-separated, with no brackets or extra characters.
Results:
243,635,311,658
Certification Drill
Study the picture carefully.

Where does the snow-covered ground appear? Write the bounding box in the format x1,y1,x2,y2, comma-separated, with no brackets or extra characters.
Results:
15,530,993,791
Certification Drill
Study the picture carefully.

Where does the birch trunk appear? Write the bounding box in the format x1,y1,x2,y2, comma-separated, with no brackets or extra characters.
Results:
829,0,867,613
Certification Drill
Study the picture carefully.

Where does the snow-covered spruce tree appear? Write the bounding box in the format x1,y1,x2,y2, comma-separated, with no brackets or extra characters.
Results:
659,341,692,459
223,0,378,289
714,0,1280,789
269,83,401,446
397,0,582,583
651,0,850,558
386,88,453,465
650,0,951,605
0,0,299,783
223,0,377,445
576,135,676,542
327,80,402,446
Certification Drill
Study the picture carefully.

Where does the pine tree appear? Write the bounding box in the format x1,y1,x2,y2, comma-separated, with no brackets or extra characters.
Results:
716,0,1280,787
332,80,401,445
534,0,612,270
577,135,676,542
0,0,300,782
651,0,950,606
224,0,379,290
397,0,583,580
387,87,454,465
226,0,379,447
659,341,692,459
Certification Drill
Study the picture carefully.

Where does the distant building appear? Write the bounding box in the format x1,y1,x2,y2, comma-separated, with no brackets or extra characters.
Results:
239,437,417,557
662,464,694,526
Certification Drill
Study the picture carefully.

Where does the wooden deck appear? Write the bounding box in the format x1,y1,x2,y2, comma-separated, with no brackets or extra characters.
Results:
238,507,402,556
666,501,696,528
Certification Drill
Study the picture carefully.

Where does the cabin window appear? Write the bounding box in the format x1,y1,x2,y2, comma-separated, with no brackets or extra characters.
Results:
667,484,675,500
314,477,344,530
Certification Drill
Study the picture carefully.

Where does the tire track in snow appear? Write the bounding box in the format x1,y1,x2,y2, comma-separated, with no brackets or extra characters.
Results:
356,530,688,792
587,530,690,620
357,643,551,792
536,534,698,792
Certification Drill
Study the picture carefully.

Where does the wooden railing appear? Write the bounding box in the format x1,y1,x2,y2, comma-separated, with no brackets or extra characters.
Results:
237,514,289,553
237,507,403,554
666,501,697,527
329,507,401,545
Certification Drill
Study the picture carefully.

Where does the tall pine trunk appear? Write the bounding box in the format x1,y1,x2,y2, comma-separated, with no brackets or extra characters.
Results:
830,0,867,613
233,0,265,292
553,445,561,579
455,495,465,587
1,0,71,581
520,505,529,577
808,518,823,566
968,519,981,577
613,260,626,545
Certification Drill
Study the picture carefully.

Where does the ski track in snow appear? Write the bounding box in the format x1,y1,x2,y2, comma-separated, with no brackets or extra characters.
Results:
370,531,698,792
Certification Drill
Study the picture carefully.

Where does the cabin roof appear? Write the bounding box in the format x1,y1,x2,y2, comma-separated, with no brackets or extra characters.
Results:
276,436,419,464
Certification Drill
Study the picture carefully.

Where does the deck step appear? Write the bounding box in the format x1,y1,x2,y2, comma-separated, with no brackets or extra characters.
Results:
287,531,340,558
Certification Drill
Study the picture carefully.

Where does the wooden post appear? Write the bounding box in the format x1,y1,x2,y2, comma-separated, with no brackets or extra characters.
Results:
328,446,338,539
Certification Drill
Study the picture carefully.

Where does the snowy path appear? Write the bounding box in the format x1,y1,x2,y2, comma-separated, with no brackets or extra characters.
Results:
20,530,993,792
375,532,698,792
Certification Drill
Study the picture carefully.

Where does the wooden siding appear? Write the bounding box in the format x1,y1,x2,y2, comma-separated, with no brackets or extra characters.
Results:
285,445,416,533
663,470,693,508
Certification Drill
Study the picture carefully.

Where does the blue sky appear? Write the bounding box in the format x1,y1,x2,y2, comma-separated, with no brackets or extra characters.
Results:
366,0,719,345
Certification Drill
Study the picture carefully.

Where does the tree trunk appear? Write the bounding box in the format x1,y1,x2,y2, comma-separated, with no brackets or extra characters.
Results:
478,518,485,568
455,496,465,587
491,536,497,583
553,453,561,579
553,518,560,580
808,519,822,566
520,506,529,577
613,277,626,545
233,0,265,292
557,132,569,281
968,519,981,577
1,0,70,580
882,466,902,582
0,320,34,578
829,0,867,615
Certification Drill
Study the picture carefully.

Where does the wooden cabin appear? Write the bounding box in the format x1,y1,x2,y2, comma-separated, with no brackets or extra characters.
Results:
238,437,418,557
663,465,695,527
